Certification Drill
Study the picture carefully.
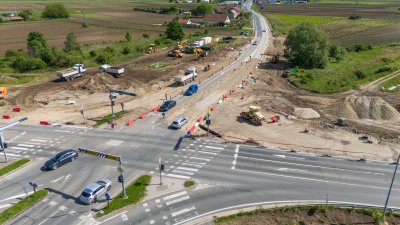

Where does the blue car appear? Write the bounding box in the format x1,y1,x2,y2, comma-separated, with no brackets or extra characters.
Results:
184,84,198,96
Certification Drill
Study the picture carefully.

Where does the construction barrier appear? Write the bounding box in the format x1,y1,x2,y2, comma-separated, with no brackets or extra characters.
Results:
2,115,10,119
224,94,229,99
152,106,160,112
12,107,21,112
231,88,236,94
210,106,216,111
140,113,147,119
127,119,135,126
189,125,196,135
197,116,203,122
40,121,49,125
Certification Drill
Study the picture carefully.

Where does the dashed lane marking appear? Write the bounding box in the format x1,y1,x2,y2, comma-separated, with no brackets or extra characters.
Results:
171,206,196,217
166,196,190,206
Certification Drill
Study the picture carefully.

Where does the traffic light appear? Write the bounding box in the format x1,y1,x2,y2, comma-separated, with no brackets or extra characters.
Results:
118,174,124,183
160,164,165,171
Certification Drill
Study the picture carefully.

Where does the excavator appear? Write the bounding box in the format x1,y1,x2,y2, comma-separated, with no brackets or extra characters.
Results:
195,48,207,60
175,39,188,51
167,49,183,58
146,44,156,54
240,106,266,125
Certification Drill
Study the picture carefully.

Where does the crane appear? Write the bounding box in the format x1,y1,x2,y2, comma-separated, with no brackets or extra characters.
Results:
109,89,136,117
0,117,28,162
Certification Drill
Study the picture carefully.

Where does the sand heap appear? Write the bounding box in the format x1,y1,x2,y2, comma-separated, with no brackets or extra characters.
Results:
293,108,320,119
0,75,17,81
342,95,400,120
71,73,116,94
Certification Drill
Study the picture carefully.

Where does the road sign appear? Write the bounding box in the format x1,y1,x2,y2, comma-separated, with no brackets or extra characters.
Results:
105,193,110,201
78,148,120,162
117,166,125,173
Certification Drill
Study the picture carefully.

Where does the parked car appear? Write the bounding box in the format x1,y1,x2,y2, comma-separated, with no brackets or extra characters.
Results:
159,100,176,112
170,116,188,129
262,29,266,32
240,31,249,36
184,84,198,96
252,41,258,45
44,149,78,170
79,179,112,204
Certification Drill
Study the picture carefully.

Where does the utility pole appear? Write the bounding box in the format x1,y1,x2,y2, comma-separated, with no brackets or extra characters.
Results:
108,89,136,117
159,157,164,185
352,0,359,18
118,158,127,199
82,9,87,26
382,154,400,222
0,117,28,162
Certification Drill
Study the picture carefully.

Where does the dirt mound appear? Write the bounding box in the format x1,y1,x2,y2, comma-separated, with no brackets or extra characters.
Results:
71,73,116,94
342,95,400,120
0,75,17,81
293,108,320,119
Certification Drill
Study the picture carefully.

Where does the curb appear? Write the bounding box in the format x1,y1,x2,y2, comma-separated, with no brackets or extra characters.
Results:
0,159,32,180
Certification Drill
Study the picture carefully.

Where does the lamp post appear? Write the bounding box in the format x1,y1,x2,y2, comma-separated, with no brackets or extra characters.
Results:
382,154,400,222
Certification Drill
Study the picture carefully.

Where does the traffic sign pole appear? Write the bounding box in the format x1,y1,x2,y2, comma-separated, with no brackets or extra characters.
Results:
119,157,127,199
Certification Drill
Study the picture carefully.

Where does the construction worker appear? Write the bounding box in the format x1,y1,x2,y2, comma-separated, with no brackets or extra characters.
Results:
165,93,167,100
162,112,166,119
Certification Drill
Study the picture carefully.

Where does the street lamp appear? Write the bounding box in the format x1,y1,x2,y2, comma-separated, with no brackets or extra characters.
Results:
382,154,400,221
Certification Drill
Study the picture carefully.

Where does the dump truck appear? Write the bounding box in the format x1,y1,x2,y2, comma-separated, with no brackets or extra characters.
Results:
240,106,266,125
99,65,124,77
174,66,197,86
57,64,86,81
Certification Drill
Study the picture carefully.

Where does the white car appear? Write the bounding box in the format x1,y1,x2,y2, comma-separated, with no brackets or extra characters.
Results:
79,179,112,204
170,116,188,129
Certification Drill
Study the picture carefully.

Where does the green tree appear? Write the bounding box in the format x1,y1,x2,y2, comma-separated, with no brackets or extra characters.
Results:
191,3,214,16
164,18,184,41
27,32,50,63
329,44,346,62
42,3,69,19
64,32,81,52
19,10,33,21
0,17,3,23
125,32,132,42
12,55,46,72
96,53,112,64
284,23,330,69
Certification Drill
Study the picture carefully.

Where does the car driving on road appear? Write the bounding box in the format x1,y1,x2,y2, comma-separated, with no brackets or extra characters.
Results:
170,116,188,129
159,100,176,112
44,149,78,170
184,84,198,96
79,179,112,204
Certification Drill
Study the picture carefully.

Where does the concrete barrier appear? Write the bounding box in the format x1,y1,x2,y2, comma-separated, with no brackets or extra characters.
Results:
140,113,147,119
40,121,49,125
152,106,160,112
197,117,203,122
2,115,10,119
127,119,135,126
12,107,21,112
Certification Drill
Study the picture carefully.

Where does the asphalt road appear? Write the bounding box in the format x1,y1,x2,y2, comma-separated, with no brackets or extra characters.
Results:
1,1,399,225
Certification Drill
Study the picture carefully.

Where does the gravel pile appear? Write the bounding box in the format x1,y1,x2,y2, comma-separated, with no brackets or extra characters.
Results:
293,108,320,119
342,95,400,120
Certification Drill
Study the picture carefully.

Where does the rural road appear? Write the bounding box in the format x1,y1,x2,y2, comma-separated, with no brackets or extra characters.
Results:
0,1,399,225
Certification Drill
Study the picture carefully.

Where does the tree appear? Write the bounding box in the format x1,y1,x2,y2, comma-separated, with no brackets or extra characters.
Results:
0,17,3,23
27,32,50,63
329,44,346,62
42,3,69,19
64,32,81,52
191,3,214,16
19,10,33,21
125,32,132,42
164,18,184,41
284,23,330,69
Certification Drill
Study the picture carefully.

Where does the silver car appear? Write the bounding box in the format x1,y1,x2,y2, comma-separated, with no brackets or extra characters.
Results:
170,116,188,129
79,179,112,204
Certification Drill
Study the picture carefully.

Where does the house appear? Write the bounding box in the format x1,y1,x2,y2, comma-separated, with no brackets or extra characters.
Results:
3,16,24,22
178,18,201,28
182,11,191,16
203,14,230,26
1,13,16,17
227,8,240,19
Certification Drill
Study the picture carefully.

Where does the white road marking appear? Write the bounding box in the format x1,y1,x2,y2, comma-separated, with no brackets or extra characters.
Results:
155,199,160,204
237,156,385,175
205,146,224,150
17,144,34,148
166,195,190,206
232,144,240,169
54,130,71,133
50,176,64,183
5,153,22,157
59,205,68,211
8,131,26,143
171,206,196,217
172,170,194,176
186,161,206,165
7,150,22,154
274,154,305,160
177,167,198,172
181,163,203,168
163,215,168,220
0,204,12,209
190,157,210,161
278,168,308,173
38,209,60,225
10,146,28,151
69,210,76,215
30,139,48,142
121,213,128,221
145,208,150,212
166,174,190,179
99,211,127,224
150,220,155,224
143,203,148,207
163,191,188,201
197,151,217,155
49,201,57,206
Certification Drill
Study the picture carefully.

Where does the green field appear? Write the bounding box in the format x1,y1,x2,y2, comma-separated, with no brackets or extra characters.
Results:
381,73,400,92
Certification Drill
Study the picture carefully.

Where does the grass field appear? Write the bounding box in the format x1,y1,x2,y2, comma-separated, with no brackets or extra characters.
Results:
0,159,30,178
381,74,400,92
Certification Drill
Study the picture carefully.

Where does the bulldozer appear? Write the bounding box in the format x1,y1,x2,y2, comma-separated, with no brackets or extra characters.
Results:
195,48,207,60
167,50,183,58
240,106,266,125
204,64,211,71
146,44,156,54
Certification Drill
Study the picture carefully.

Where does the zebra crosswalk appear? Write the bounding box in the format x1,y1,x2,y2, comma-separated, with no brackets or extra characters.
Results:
6,137,67,158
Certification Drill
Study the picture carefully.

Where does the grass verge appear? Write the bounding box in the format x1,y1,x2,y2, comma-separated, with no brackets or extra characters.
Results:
381,73,400,92
96,175,151,217
95,111,127,127
184,180,195,188
0,189,48,225
0,159,30,178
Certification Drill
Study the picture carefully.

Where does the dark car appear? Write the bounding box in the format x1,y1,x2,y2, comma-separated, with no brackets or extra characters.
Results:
184,84,198,96
44,149,78,170
159,100,176,112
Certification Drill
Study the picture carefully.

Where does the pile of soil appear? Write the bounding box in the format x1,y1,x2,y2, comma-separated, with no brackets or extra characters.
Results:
342,94,400,120
71,73,117,94
0,75,17,81
293,107,320,119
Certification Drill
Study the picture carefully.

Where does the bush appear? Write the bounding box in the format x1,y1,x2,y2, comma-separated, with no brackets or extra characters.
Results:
134,45,145,52
5,50,17,59
348,15,361,20
142,33,149,38
42,3,69,19
104,46,115,54
89,50,97,57
184,180,195,188
65,52,84,66
0,17,2,23
96,53,112,64
19,9,33,21
12,56,46,72
122,46,131,54
375,65,392,74
355,70,366,79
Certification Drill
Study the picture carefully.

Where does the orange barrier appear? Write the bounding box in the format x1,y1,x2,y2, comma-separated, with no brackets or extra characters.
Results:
189,125,196,135
140,113,147,119
40,121,49,125
2,115,10,119
197,117,203,122
12,107,21,112
127,119,135,126
210,106,216,111
152,106,160,112
231,88,236,94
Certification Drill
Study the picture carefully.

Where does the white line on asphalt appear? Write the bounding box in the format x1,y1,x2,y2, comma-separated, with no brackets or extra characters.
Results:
186,161,206,165
143,203,148,207
166,174,190,179
232,144,240,169
197,151,217,155
4,153,22,157
58,205,68,211
0,204,12,209
30,139,47,143
163,191,188,201
10,146,28,151
233,168,400,191
172,170,194,176
278,168,308,173
237,156,386,175
24,142,42,145
166,195,190,206
205,146,224,150
37,209,60,225
121,214,128,221
145,208,150,212
150,220,155,224
8,132,26,143
17,144,34,148
50,176,64,183
190,157,210,161
54,130,71,133
181,163,203,168
274,154,305,160
49,201,57,206
177,167,198,172
69,210,76,215
171,206,196,217
7,150,22,154
100,211,128,224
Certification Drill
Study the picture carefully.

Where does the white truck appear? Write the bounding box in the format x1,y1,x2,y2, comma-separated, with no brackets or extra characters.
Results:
174,66,198,86
99,64,124,77
57,64,86,81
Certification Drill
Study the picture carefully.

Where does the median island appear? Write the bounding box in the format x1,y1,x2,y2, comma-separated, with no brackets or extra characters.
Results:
214,206,400,225
0,159,30,178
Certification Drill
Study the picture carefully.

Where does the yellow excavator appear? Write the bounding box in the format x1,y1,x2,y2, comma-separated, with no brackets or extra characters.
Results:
195,48,207,60
174,39,188,51
240,106,266,125
146,44,156,54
